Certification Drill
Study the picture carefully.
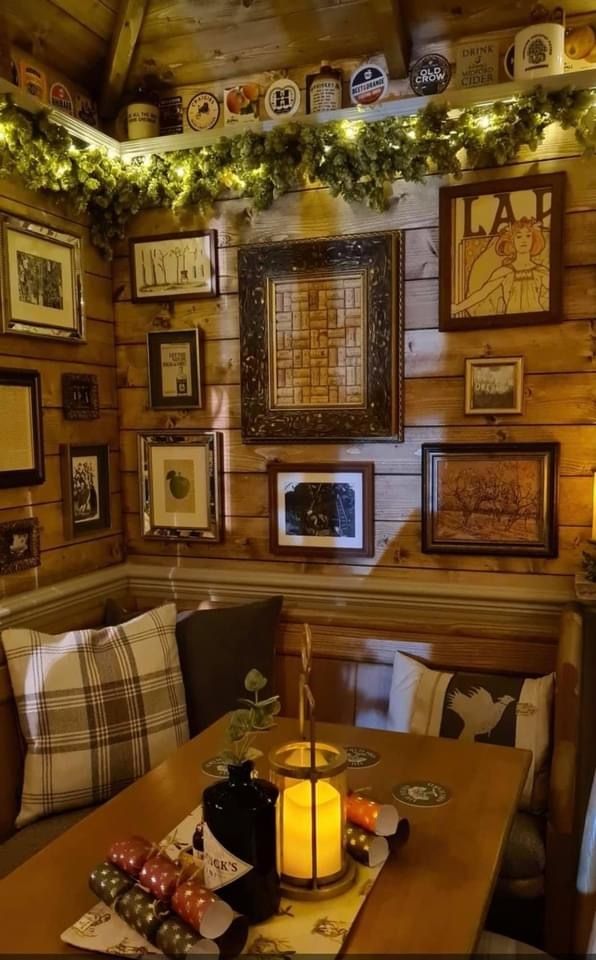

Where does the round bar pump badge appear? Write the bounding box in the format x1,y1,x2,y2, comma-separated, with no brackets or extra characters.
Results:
187,92,220,131
264,78,301,119
349,63,388,105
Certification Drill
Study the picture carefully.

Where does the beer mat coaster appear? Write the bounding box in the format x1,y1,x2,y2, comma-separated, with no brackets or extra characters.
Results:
344,745,381,768
62,806,386,958
392,781,451,807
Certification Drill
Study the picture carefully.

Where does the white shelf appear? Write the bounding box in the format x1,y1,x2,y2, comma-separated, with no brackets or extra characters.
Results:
2,69,595,161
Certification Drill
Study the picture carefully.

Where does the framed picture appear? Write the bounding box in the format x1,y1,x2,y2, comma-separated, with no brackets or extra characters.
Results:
147,329,202,409
464,356,524,415
138,431,223,541
61,444,111,538
0,517,40,574
268,462,374,558
239,232,403,442
0,368,44,488
1,215,85,341
439,173,565,331
421,443,559,557
62,373,100,420
129,230,219,302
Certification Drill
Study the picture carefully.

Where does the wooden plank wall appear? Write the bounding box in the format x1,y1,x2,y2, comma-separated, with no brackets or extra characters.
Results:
0,179,123,598
115,127,596,598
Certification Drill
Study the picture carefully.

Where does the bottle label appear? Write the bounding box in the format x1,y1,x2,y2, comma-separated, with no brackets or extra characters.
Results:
203,823,253,891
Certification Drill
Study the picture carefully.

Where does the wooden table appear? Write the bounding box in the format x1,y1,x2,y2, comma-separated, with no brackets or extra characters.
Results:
0,716,529,955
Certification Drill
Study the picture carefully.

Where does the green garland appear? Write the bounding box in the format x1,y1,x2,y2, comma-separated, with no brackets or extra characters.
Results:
0,85,594,256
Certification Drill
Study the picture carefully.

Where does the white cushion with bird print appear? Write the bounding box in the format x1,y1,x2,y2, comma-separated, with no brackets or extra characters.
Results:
387,652,554,813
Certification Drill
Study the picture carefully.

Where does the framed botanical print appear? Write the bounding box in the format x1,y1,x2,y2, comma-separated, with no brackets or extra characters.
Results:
0,368,44,488
1,215,85,341
421,443,559,557
61,444,111,538
129,230,219,302
439,173,565,331
239,232,403,442
268,462,374,558
464,356,524,415
0,517,40,574
62,373,100,420
138,431,223,541
147,329,202,409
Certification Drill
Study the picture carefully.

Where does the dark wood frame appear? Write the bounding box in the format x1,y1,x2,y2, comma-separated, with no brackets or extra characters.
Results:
0,517,40,574
62,373,100,420
138,430,223,542
0,368,44,488
421,442,559,557
61,443,111,539
129,230,219,302
464,356,524,415
239,232,403,442
439,173,565,332
268,461,375,558
146,329,202,409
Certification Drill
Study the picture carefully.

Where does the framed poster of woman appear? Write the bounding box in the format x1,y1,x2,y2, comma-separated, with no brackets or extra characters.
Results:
439,173,565,331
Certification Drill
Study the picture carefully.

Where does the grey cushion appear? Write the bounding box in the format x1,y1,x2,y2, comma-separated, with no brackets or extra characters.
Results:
0,806,96,879
500,812,546,881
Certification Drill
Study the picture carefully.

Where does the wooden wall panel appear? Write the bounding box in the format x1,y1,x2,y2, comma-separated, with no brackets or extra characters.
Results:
115,135,595,597
0,181,123,598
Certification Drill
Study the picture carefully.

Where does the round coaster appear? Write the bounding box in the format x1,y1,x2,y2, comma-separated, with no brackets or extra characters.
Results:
392,780,451,807
201,756,230,778
345,745,381,769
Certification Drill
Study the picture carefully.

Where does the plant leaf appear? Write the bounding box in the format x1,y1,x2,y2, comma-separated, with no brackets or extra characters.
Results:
244,668,268,692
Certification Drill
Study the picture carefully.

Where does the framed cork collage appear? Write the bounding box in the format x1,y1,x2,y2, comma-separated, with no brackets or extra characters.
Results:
238,232,403,442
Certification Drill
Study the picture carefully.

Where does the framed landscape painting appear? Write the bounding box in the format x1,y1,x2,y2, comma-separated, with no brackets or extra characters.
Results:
268,462,374,558
61,444,111,538
239,232,403,442
130,231,219,302
422,443,559,557
1,215,85,341
439,173,565,331
464,357,524,415
138,431,222,541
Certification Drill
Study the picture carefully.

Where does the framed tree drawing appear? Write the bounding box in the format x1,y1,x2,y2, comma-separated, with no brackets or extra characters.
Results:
268,462,374,558
1,215,85,341
61,444,111,538
0,368,44,488
421,443,559,557
439,173,565,331
138,431,223,541
238,232,403,442
129,231,219,302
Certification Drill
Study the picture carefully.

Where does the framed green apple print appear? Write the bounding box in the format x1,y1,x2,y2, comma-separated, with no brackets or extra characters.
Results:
138,431,223,542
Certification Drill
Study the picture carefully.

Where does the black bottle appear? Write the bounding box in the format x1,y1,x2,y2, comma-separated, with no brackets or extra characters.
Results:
202,759,280,923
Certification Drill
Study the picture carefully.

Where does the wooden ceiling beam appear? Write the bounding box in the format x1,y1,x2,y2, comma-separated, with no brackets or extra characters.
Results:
369,0,410,78
100,0,149,119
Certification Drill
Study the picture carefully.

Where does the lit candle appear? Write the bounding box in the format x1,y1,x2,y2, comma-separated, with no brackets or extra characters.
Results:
280,779,342,880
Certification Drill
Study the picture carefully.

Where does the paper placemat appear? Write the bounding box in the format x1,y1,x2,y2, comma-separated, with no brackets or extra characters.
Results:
61,805,385,958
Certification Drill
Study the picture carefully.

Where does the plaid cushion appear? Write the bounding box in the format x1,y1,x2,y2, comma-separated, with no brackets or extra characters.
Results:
2,604,189,828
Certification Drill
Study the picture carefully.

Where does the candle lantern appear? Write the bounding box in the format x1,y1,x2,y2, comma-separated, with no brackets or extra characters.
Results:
269,739,355,900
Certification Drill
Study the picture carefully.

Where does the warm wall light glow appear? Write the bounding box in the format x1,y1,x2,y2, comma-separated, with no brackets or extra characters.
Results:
477,115,494,130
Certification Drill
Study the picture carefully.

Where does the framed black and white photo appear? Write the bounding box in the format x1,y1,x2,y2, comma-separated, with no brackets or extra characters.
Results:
129,230,219,302
0,517,40,574
147,329,202,409
465,357,524,415
62,373,100,420
138,431,223,541
268,462,374,558
0,368,44,488
61,444,111,538
1,215,85,341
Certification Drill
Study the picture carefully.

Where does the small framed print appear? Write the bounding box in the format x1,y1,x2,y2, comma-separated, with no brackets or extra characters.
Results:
0,368,44,488
0,517,40,574
464,357,524,415
147,329,202,409
268,462,374,558
129,231,219,302
422,443,559,557
62,373,100,420
138,431,223,542
61,444,111,538
439,173,565,331
1,215,85,341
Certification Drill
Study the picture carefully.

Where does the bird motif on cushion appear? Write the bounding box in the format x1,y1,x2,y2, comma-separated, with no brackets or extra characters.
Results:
446,687,516,740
